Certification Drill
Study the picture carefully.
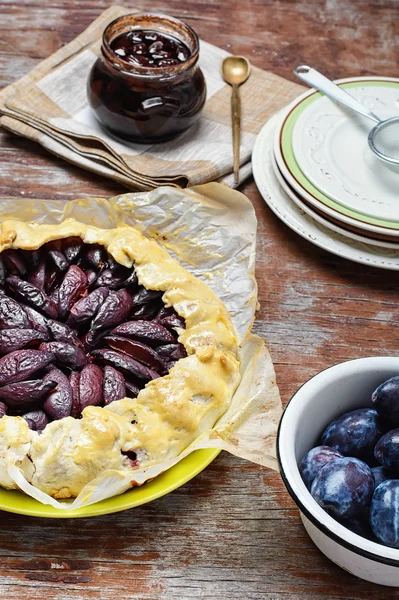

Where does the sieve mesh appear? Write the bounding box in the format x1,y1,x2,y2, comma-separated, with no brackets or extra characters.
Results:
369,117,399,163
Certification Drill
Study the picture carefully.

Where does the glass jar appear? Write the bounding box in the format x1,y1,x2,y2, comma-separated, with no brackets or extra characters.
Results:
87,13,207,143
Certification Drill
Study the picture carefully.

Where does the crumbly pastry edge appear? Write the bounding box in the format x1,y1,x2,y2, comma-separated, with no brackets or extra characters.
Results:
0,218,240,498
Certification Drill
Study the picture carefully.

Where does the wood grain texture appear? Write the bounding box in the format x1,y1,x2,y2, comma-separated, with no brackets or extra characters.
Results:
1,0,399,598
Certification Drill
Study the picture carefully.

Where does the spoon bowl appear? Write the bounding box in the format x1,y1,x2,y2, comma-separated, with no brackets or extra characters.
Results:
222,56,251,86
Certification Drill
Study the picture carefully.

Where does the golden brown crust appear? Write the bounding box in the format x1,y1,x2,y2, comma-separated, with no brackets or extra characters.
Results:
0,219,240,498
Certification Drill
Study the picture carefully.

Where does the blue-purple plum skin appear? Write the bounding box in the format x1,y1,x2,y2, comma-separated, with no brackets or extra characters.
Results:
372,377,399,425
370,480,399,547
374,429,399,471
310,457,374,520
299,446,343,490
321,408,384,462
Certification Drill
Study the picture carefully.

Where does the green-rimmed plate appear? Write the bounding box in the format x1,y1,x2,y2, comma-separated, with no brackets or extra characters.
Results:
0,448,220,518
253,114,399,269
291,82,399,222
274,77,399,236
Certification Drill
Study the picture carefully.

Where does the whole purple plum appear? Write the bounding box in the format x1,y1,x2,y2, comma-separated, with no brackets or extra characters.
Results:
370,480,399,547
372,377,399,426
310,457,374,519
321,408,384,462
374,429,399,471
299,446,343,490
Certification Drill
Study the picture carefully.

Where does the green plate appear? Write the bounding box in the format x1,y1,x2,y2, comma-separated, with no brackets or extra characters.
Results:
280,80,399,231
0,448,220,518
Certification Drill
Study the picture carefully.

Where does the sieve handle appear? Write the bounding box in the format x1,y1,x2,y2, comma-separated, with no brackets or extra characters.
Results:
294,66,381,124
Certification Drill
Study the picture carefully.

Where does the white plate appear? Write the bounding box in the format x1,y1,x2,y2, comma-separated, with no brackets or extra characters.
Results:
273,78,399,238
292,83,399,222
271,157,399,249
253,115,399,270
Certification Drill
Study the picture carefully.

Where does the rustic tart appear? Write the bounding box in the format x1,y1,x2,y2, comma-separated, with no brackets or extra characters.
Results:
0,219,240,499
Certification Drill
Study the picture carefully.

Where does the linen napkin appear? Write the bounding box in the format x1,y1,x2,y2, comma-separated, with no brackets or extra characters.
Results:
0,5,303,190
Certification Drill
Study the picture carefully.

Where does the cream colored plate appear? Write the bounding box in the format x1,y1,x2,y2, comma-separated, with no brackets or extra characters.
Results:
273,77,399,237
292,83,399,221
271,157,399,250
253,115,399,270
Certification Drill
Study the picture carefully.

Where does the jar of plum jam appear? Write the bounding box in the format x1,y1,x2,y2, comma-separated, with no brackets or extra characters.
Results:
88,13,207,143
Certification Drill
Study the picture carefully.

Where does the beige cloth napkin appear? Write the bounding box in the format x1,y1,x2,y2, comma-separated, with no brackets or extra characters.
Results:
0,6,303,191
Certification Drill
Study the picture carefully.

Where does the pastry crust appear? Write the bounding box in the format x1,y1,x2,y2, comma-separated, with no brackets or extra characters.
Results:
0,219,240,498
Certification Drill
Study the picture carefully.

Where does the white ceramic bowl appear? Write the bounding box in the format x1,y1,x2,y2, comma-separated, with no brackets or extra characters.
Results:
277,357,399,586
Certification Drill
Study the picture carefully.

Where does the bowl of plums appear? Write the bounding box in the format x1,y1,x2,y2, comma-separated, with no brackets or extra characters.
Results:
277,357,399,586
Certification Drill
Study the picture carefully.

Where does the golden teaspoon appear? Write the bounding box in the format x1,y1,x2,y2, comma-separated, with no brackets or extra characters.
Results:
221,56,251,185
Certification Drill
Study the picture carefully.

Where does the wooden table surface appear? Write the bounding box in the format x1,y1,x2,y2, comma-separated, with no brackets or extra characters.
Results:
1,0,399,598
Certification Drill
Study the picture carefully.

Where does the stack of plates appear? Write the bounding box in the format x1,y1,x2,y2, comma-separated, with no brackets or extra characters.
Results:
252,76,399,270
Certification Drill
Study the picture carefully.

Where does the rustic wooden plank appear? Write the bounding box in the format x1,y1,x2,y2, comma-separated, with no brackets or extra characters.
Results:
0,0,399,598
1,456,399,599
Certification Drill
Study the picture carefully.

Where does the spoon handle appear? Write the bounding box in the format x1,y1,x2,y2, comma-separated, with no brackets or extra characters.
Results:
294,65,380,124
231,83,241,184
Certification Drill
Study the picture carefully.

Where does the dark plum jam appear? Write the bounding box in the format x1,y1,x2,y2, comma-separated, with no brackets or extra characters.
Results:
110,30,191,68
87,14,206,143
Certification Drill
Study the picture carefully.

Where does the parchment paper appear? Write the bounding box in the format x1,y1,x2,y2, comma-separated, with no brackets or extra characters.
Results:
1,183,282,509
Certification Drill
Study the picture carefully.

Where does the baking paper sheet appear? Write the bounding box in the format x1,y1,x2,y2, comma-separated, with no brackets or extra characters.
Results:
1,183,282,508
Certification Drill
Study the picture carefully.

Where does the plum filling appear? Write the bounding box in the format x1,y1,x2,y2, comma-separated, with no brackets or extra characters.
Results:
0,239,187,431
121,450,138,466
